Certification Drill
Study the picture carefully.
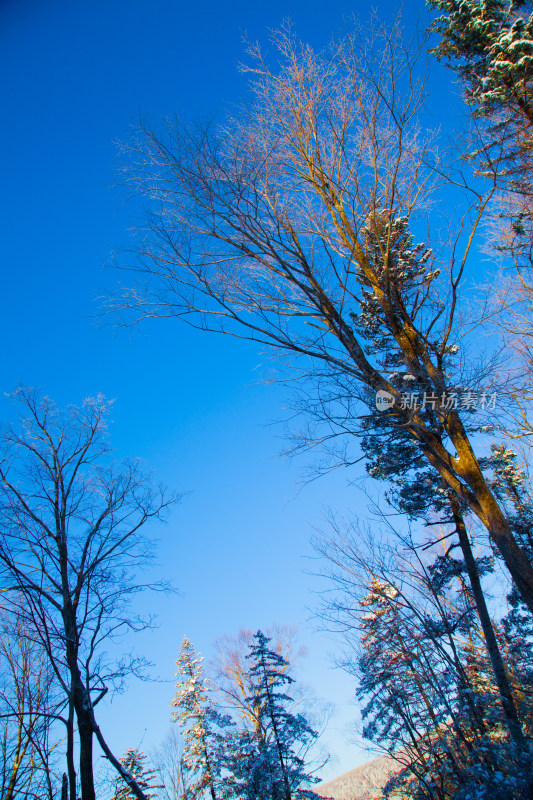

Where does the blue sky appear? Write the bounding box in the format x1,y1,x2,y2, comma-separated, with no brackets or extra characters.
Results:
1,0,459,784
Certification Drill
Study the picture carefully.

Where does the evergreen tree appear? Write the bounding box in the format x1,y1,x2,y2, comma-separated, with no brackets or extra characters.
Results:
324,519,533,800
357,578,474,800
483,445,533,729
355,572,533,799
110,749,162,800
428,0,533,122
427,0,533,253
229,631,319,800
353,214,529,752
171,637,232,800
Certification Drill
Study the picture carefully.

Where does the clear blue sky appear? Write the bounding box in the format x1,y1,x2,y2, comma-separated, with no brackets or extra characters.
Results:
1,0,457,784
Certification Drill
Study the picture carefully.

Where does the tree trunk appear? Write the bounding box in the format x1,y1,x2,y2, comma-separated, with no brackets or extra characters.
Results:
417,422,533,618
66,691,77,800
62,773,68,800
450,497,525,749
90,716,149,800
74,692,95,800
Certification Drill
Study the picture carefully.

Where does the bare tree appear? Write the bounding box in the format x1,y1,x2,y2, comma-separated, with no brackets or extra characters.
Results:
0,388,180,800
152,728,199,800
482,250,533,443
0,613,59,800
112,19,533,616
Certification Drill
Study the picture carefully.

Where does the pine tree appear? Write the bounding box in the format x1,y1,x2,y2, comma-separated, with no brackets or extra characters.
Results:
428,0,533,250
483,445,533,732
428,0,533,121
230,631,319,800
352,559,533,799
110,749,162,800
357,578,472,800
171,637,232,800
352,213,530,753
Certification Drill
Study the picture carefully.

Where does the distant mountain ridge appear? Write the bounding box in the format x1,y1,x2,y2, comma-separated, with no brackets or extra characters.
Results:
315,754,398,800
